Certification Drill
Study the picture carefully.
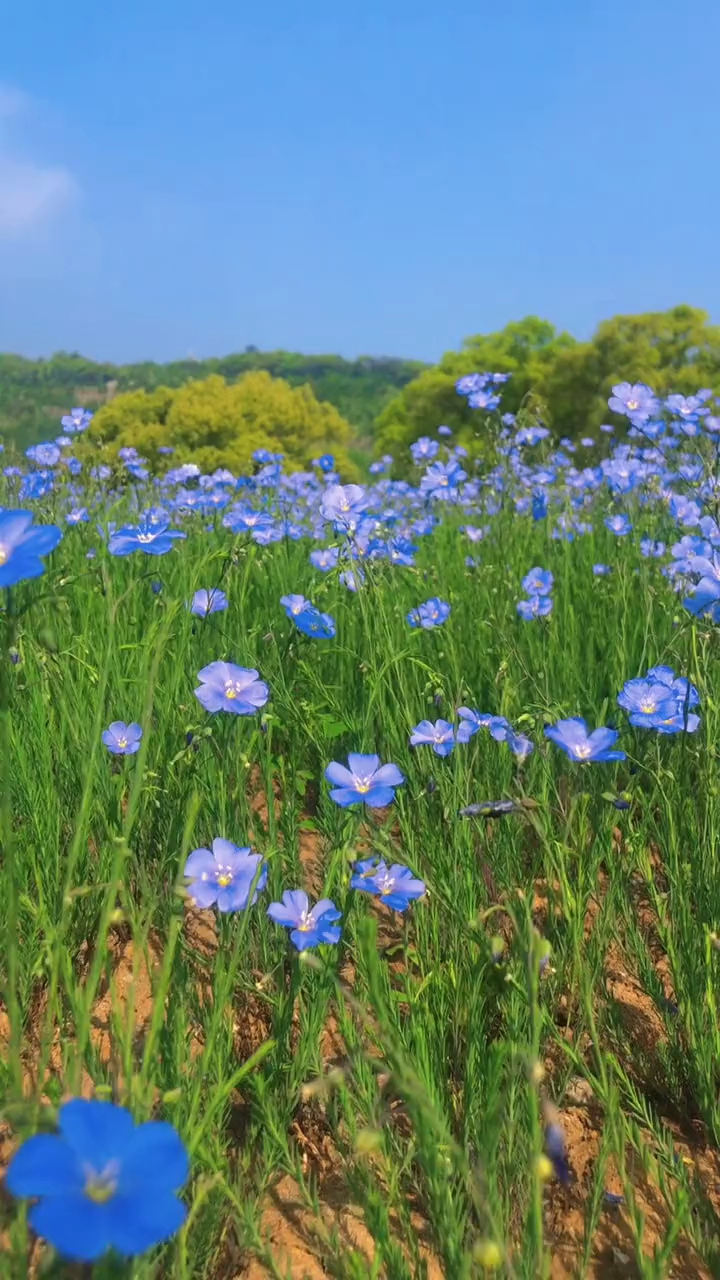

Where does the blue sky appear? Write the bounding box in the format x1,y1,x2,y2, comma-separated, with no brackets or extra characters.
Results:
2,0,718,364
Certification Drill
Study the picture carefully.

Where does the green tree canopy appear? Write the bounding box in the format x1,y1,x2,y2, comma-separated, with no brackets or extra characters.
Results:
373,317,576,462
87,371,358,476
0,349,423,454
375,307,720,467
541,305,720,440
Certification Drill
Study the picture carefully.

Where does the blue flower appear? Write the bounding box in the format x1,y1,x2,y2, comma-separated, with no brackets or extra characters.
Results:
61,407,93,433
640,538,665,558
544,717,625,763
190,588,228,617
108,518,186,557
310,547,339,572
293,607,336,638
456,709,510,744
101,722,143,756
387,537,417,566
339,569,364,592
683,552,720,617
351,859,426,911
517,595,553,619
194,662,269,715
410,437,439,464
506,730,534,759
646,665,699,707
223,507,275,536
521,567,553,595
605,514,632,536
280,593,312,618
532,493,548,520
608,382,658,422
618,667,700,734
325,753,405,808
407,597,451,629
0,510,62,587
467,388,500,410
5,1098,188,1262
183,838,266,911
593,563,611,576
617,679,677,728
464,525,490,543
409,719,455,756
419,460,466,500
26,442,61,467
456,373,489,396
320,484,367,529
66,507,89,525
267,889,341,951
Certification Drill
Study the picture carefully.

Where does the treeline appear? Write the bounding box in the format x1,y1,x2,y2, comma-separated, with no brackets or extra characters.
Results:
0,349,426,452
2,305,719,462
375,306,720,459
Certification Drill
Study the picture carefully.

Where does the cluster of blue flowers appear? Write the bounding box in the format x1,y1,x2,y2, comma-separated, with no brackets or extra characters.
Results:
280,592,336,638
516,566,554,620
181,752,423,952
617,666,700,734
407,597,451,629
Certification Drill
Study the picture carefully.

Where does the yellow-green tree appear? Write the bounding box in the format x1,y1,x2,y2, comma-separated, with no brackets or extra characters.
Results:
87,371,357,475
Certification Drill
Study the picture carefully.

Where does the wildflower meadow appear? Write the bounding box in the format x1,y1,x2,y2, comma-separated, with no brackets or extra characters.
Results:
4,378,720,1278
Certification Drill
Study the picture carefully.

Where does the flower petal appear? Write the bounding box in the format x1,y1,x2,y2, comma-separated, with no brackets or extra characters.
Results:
120,1122,189,1192
29,1195,113,1262
6,1135,84,1199
347,752,380,776
105,1190,187,1255
59,1099,135,1167
324,762,354,788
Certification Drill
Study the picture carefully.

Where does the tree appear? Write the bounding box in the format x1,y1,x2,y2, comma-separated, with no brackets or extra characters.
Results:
374,307,720,465
540,305,720,439
374,317,576,464
87,371,358,476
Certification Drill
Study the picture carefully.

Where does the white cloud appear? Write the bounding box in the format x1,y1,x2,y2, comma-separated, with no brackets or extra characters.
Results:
0,83,78,239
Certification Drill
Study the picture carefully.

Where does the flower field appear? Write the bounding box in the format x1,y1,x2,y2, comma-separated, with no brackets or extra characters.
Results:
3,381,720,1277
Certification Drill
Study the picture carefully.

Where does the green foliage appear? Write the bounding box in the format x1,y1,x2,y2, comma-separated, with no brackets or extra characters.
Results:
0,349,425,454
88,371,359,475
2,489,720,1274
374,306,720,464
542,304,720,439
374,317,576,462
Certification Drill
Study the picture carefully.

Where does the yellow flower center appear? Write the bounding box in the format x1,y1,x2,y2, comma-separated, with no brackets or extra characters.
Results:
224,684,237,699
137,532,155,543
117,737,128,749
640,699,656,714
217,873,232,887
572,743,593,759
0,544,8,566
355,780,370,793
627,400,638,410
83,1162,119,1204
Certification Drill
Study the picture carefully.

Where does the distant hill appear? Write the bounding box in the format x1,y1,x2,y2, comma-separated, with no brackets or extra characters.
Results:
0,349,427,455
